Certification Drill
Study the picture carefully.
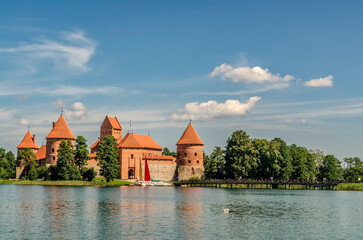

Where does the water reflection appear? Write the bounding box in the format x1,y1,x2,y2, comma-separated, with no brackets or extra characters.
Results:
0,186,363,239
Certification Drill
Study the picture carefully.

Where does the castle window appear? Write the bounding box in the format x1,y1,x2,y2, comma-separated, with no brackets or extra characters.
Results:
131,154,134,159
53,157,55,160
197,160,199,164
194,153,197,156
52,148,54,153
180,160,182,164
184,152,187,157
188,160,191,164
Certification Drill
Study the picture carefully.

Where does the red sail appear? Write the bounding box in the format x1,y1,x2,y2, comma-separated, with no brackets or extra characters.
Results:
144,157,151,181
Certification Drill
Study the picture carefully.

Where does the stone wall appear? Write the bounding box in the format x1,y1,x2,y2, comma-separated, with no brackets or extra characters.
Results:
177,165,204,180
86,160,101,177
15,167,25,179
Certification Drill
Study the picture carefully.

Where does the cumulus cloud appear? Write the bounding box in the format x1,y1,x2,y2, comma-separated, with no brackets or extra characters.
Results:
0,30,97,71
16,118,33,126
63,102,87,120
209,63,295,84
170,96,261,121
304,75,333,87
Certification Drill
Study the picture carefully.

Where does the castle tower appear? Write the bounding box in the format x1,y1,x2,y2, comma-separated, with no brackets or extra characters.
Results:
17,130,39,167
176,122,204,180
45,115,75,166
90,115,122,154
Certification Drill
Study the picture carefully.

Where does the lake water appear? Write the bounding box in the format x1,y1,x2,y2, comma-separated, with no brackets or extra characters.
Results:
0,185,362,240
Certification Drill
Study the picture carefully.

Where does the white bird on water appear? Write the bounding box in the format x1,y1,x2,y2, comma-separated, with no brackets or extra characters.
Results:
223,209,230,213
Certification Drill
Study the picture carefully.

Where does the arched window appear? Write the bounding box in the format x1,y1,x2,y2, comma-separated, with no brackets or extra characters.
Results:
194,152,197,156
131,154,134,159
184,152,187,157
197,160,199,164
188,160,191,164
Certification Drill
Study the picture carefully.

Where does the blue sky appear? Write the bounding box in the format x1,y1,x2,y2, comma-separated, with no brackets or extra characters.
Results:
1,1,363,160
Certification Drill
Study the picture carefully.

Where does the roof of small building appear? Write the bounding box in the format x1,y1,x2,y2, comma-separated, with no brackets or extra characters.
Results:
17,130,39,149
90,138,100,149
36,145,46,160
105,115,122,130
176,123,204,145
119,133,163,150
46,115,76,139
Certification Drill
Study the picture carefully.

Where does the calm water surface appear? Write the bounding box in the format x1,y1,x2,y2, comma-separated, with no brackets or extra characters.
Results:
0,185,362,240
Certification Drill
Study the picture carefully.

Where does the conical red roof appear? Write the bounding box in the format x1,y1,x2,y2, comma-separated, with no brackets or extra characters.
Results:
17,130,39,149
46,115,75,139
176,123,204,145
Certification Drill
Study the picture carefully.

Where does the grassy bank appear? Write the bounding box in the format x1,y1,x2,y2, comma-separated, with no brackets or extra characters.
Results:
337,183,363,191
0,178,133,187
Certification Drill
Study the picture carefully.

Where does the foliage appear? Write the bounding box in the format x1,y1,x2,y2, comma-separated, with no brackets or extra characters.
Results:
75,136,90,170
162,147,176,157
53,140,81,180
271,138,293,179
37,166,48,180
318,155,343,181
0,148,16,179
97,135,120,182
17,148,38,180
343,157,363,182
224,130,258,179
204,147,225,179
81,167,97,181
188,176,200,181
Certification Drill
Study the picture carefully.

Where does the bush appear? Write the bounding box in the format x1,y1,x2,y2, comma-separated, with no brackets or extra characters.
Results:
37,166,48,180
44,165,58,181
27,167,39,180
188,177,200,181
82,167,97,181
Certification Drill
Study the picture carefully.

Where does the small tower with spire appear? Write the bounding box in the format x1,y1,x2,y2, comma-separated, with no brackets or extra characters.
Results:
176,121,204,180
45,114,76,165
17,130,39,167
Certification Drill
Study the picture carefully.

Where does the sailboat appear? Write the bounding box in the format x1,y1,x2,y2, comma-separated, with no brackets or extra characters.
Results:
134,156,171,186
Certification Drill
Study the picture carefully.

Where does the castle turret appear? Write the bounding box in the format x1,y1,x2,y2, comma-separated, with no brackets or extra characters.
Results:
17,130,39,167
45,115,75,165
90,115,122,154
176,122,204,180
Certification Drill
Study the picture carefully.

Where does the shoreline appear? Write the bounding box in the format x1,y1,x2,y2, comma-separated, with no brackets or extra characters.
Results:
1,180,363,191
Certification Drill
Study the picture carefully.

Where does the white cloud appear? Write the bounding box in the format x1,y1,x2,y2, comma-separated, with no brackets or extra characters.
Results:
63,102,87,120
0,30,97,72
170,96,261,121
16,118,33,126
286,119,308,124
304,75,333,87
52,99,67,109
209,63,295,84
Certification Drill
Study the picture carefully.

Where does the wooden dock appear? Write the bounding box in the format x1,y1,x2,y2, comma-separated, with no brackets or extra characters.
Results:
173,179,340,190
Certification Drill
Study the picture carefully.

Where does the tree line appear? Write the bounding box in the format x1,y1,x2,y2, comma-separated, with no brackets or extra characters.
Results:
0,135,120,182
204,130,363,182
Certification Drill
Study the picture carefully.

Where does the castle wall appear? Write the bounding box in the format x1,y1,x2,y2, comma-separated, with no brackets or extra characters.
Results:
177,165,204,180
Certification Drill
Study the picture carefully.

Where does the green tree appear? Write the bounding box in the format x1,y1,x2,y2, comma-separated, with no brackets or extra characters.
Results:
319,155,343,181
56,140,81,180
225,130,258,179
162,147,177,157
17,148,38,180
343,157,363,182
74,136,90,171
97,135,120,182
271,138,293,180
204,146,225,179
290,144,313,179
